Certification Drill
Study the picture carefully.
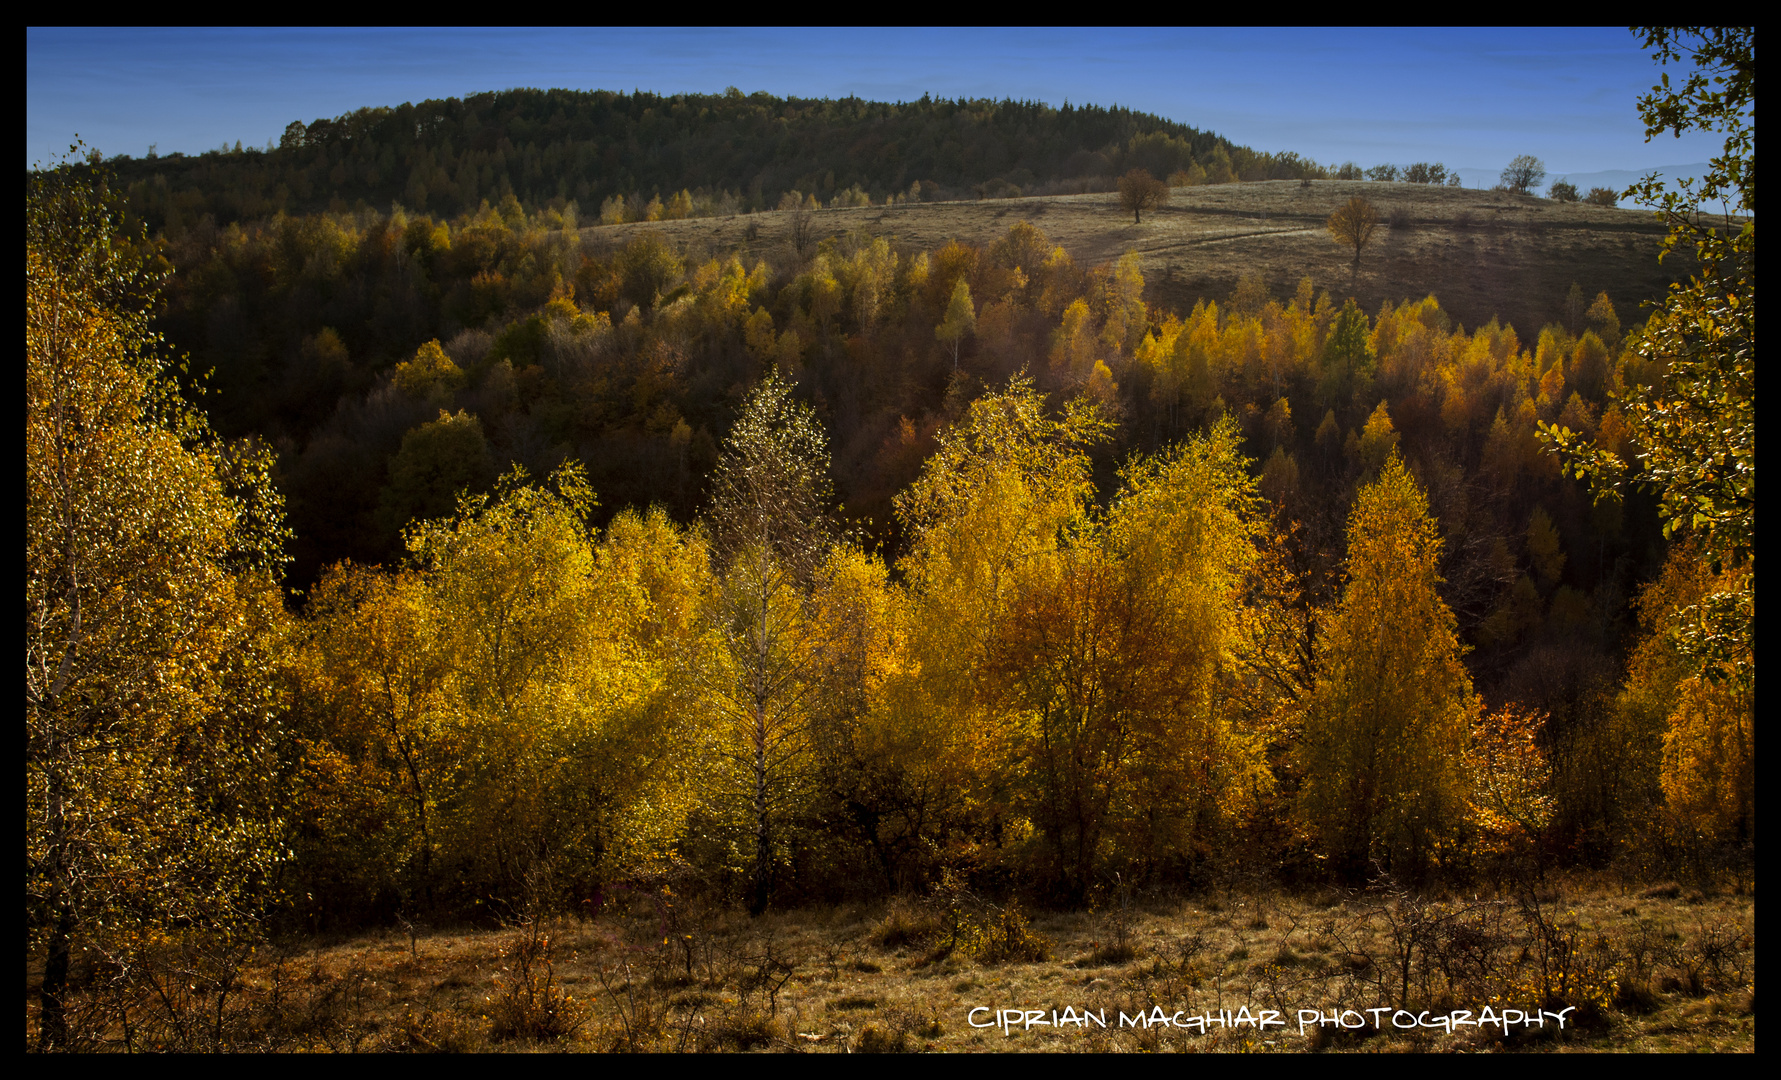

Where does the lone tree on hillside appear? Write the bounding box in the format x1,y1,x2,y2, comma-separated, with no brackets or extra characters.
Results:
1500,155,1547,195
1117,168,1170,223
1326,195,1381,274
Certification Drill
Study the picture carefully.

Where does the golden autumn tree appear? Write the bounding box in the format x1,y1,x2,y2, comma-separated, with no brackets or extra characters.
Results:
985,541,1134,898
936,276,976,369
564,504,714,887
1617,545,1753,847
1629,33,1753,850
988,419,1268,897
700,370,841,913
1658,646,1754,846
375,466,705,910
1105,422,1267,768
895,384,1267,897
1299,454,1474,880
1099,250,1148,357
892,377,1111,878
895,378,1106,685
27,153,290,1048
392,338,466,399
297,563,457,917
296,481,713,920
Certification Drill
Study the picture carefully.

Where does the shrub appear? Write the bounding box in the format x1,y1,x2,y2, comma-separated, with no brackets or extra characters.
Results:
487,923,587,1043
856,1024,910,1052
966,903,1052,964
1584,187,1620,207
870,897,942,949
396,1006,485,1053
714,1010,782,1050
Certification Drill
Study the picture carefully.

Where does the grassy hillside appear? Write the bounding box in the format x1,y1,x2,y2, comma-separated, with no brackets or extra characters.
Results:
583,180,1691,342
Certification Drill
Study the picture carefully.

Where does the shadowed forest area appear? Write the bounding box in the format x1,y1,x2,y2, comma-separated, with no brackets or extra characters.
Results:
27,29,1751,1052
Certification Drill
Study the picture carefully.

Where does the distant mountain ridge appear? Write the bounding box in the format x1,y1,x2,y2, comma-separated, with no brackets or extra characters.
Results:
1449,163,1723,209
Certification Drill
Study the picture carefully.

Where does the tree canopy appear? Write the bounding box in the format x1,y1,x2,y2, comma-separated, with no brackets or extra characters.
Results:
1326,195,1381,272
1116,167,1170,223
1499,155,1547,195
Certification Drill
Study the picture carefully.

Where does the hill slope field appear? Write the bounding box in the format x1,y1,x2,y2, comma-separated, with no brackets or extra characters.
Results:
584,180,1693,339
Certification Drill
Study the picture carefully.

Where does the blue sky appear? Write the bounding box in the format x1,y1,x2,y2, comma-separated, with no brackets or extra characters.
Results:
28,27,1724,183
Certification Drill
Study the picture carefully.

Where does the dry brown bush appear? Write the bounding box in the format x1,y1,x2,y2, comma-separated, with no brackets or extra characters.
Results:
870,896,943,949
486,921,587,1043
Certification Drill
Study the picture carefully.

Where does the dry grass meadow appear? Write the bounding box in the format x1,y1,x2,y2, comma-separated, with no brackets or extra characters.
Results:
584,181,1703,338
35,877,1751,1053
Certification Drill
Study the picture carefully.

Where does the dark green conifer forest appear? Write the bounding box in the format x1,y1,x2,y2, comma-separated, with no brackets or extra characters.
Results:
109,88,1317,232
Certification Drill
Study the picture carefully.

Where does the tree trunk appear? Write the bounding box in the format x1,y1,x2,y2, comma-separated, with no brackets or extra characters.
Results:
751,707,771,915
39,907,74,1051
38,760,72,1051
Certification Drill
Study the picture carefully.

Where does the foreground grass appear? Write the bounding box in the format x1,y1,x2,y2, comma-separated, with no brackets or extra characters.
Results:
27,877,1753,1052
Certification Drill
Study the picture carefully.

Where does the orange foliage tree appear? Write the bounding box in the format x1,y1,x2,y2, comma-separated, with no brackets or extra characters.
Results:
1298,454,1474,880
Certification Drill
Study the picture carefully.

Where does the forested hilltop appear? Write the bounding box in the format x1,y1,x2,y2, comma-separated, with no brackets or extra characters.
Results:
102,88,1339,233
